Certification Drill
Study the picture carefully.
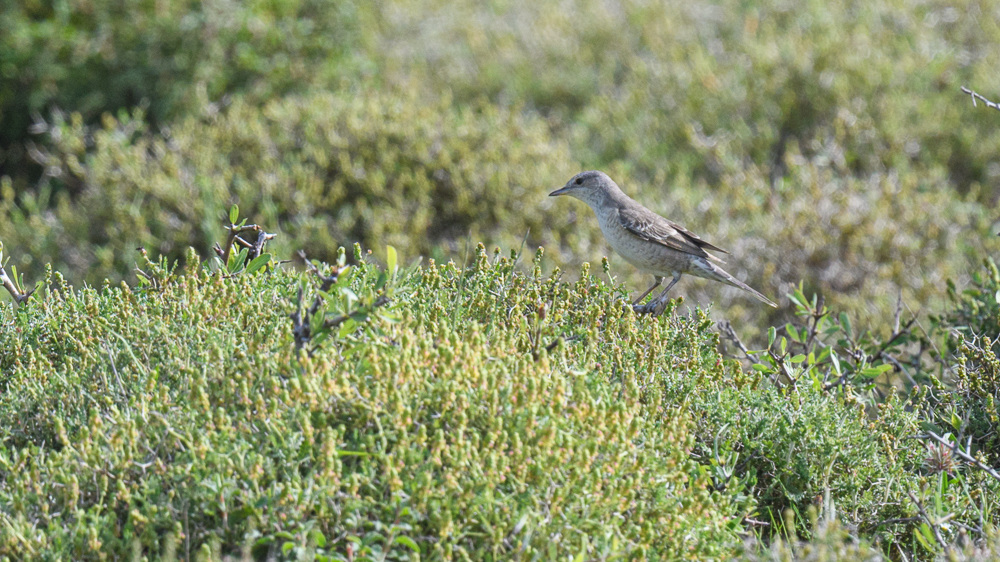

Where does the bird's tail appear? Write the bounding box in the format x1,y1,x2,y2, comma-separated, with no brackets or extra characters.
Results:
699,261,778,308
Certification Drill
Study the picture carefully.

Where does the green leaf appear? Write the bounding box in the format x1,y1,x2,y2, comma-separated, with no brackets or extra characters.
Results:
858,367,884,380
788,289,805,309
338,318,357,338
312,530,327,548
913,524,932,551
245,253,271,275
387,245,398,276
282,541,295,555
380,312,402,324
768,326,776,348
335,266,353,288
830,352,842,375
340,288,359,305
228,247,248,274
337,450,370,457
393,535,420,553
785,323,800,343
839,312,853,339
751,364,771,372
789,354,806,363
920,523,936,550
229,204,239,224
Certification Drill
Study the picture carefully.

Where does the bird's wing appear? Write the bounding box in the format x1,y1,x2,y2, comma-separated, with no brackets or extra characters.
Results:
617,205,730,261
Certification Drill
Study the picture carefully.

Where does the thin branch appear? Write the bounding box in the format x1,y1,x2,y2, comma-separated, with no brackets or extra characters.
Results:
290,251,392,353
906,490,948,549
322,295,391,330
717,321,754,362
214,223,271,265
961,87,1000,112
914,431,1000,483
0,263,34,305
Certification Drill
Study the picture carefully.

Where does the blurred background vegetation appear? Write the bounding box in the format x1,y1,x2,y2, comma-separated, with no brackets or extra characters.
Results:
2,0,999,331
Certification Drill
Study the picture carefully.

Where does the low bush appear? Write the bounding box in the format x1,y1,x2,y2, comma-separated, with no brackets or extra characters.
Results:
0,91,584,288
0,0,371,184
0,247,739,559
4,241,999,559
5,0,1000,336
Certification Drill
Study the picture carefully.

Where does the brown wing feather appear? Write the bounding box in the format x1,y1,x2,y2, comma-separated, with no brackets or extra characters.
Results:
617,206,729,261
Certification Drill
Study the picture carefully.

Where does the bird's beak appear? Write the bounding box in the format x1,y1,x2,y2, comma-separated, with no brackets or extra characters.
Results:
549,185,571,197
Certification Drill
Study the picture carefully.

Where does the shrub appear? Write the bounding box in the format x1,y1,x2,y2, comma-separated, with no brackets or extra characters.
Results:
380,0,1000,198
0,91,586,288
0,0,371,185
369,0,1000,330
0,248,738,559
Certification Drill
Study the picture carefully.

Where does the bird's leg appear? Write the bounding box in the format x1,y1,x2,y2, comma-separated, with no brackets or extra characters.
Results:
647,272,682,317
632,276,663,306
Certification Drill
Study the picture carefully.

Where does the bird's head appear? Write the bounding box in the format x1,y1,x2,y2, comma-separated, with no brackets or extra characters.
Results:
549,170,619,207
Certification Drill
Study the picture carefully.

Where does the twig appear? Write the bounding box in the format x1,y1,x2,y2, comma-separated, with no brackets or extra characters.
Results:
893,289,903,334
906,489,950,552
961,87,1000,112
322,295,391,330
717,321,754,362
290,252,392,353
0,263,34,305
876,516,922,527
914,431,1000,483
213,223,273,265
872,318,916,363
768,347,795,387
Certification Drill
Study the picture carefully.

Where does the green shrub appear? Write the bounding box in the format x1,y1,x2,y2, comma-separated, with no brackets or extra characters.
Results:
367,0,1000,330
0,0,371,184
381,0,1000,197
6,0,1000,334
0,248,739,559
936,257,1000,354
0,91,586,288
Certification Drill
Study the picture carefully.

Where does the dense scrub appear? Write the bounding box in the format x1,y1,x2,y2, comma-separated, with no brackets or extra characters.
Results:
0,93,580,286
2,247,999,559
3,0,1000,559
1,250,739,559
0,0,368,181
3,0,1000,331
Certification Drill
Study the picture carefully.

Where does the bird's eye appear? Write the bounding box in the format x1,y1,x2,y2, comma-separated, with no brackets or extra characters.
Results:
574,177,583,185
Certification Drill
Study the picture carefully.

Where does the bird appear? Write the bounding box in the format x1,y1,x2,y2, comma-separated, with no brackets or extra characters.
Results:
549,170,777,316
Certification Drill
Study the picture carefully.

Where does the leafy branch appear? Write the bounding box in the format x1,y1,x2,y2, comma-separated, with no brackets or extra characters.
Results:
290,246,397,355
213,205,276,276
723,283,925,399
0,242,35,305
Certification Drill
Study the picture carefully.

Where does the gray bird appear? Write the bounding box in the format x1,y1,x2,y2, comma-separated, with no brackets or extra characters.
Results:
550,170,777,315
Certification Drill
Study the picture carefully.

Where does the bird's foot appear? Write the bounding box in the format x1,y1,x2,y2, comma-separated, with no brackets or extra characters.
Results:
632,298,670,317
649,298,669,317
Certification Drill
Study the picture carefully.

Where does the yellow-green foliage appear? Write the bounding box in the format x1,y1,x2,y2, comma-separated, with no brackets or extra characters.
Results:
2,249,998,559
0,92,583,287
3,0,1000,332
0,0,367,181
0,253,738,559
375,0,1000,325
